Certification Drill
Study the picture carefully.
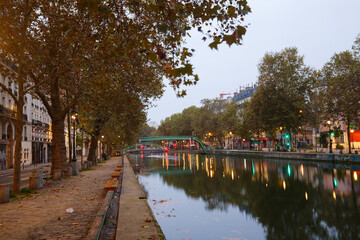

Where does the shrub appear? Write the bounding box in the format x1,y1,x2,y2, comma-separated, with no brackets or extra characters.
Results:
305,144,313,150
336,143,344,149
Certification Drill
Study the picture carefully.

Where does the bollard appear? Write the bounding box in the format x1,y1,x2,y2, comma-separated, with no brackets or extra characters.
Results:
0,184,10,203
83,161,88,169
71,162,79,175
29,176,41,190
31,168,43,189
53,170,62,181
88,161,92,168
68,166,73,176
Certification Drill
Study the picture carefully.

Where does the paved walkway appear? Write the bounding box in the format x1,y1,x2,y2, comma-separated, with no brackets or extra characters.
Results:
117,156,163,240
0,163,51,177
0,163,51,189
0,158,120,240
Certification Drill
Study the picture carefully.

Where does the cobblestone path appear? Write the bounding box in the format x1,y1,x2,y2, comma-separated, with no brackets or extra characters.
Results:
0,157,121,240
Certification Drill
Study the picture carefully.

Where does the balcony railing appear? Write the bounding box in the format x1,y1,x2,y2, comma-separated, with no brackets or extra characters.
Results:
0,105,16,118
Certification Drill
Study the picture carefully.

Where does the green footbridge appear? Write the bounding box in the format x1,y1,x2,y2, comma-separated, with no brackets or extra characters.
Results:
125,136,208,152
139,136,208,151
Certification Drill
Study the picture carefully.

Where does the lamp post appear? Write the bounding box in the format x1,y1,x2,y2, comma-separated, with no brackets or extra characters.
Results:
327,120,333,153
71,114,77,162
101,135,105,156
229,132,233,150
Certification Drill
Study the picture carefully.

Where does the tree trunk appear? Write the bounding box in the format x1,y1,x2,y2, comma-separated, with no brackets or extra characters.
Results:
67,113,72,162
51,116,68,176
87,135,98,165
347,120,352,154
81,131,84,167
13,100,24,193
12,0,30,193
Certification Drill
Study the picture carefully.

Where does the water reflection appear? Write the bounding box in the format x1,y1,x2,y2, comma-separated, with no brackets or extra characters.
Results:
131,153,360,240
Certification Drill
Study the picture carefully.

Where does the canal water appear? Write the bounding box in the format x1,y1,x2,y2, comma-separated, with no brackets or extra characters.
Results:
129,153,360,240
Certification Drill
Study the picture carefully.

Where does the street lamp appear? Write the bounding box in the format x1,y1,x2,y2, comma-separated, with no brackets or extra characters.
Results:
350,129,355,149
101,135,105,159
327,120,333,153
71,114,77,162
229,132,233,149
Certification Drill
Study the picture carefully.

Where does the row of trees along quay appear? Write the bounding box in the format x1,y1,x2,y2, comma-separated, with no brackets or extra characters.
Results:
153,34,360,154
0,1,250,193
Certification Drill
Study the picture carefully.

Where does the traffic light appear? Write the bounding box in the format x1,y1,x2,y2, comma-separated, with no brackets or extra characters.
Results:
286,142,290,146
251,137,254,141
330,130,334,136
284,133,290,139
333,178,338,187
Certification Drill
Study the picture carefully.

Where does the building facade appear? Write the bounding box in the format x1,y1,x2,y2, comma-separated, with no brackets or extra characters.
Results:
30,96,52,164
0,61,32,169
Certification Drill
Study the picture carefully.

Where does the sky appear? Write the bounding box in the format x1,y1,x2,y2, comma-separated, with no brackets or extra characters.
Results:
147,0,360,126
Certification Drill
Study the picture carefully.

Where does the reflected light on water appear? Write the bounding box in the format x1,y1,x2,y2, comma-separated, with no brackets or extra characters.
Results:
196,155,199,171
300,164,304,176
231,170,234,180
183,154,186,170
166,153,168,170
354,171,358,181
305,192,308,200
333,190,337,200
283,181,286,190
188,154,192,171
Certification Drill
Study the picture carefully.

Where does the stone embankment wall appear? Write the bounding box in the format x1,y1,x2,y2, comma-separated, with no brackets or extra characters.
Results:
211,150,360,164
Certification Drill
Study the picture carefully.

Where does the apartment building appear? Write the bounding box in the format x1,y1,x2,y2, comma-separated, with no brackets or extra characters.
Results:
30,96,52,165
0,61,32,169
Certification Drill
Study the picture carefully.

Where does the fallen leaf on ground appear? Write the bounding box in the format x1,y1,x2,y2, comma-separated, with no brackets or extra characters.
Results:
0,224,3,226
89,197,94,200
57,217,62,221
141,225,149,229
145,218,152,222
72,223,79,225
82,198,87,200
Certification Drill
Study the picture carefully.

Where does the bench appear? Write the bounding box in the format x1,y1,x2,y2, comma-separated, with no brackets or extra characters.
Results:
104,179,118,191
114,167,122,172
43,174,52,181
111,172,120,178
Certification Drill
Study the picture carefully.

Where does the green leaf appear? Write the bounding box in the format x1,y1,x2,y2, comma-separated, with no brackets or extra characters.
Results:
156,24,168,33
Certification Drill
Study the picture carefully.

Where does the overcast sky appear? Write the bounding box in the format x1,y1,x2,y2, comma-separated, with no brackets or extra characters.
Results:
147,0,360,126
